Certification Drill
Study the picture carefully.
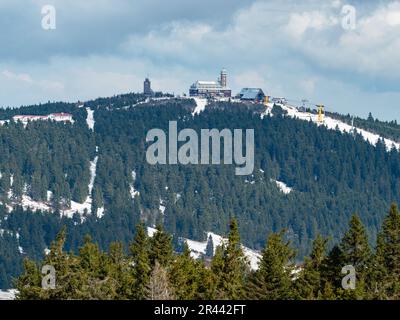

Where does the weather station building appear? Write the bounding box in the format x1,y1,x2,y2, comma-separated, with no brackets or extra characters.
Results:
143,77,154,97
189,69,231,98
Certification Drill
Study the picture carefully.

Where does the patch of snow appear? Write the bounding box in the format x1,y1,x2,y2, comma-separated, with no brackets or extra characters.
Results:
20,194,52,212
272,179,293,194
0,289,17,300
147,226,158,237
86,107,95,131
260,102,274,119
18,246,24,254
129,171,140,199
159,199,166,215
61,156,98,218
243,246,262,271
279,103,400,151
185,232,261,270
146,228,261,269
44,248,51,255
96,207,105,219
192,98,208,116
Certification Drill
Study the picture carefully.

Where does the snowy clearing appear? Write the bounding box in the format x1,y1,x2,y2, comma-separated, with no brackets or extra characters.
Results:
272,179,293,195
260,102,274,119
86,107,95,131
191,98,208,116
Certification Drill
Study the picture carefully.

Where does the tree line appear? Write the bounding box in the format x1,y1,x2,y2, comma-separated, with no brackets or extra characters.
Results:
15,203,400,300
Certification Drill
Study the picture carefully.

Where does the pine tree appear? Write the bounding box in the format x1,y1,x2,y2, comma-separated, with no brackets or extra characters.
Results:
340,215,371,277
321,245,345,293
129,223,151,299
41,227,85,299
219,219,249,299
169,242,199,299
210,244,226,299
149,224,173,268
106,241,132,299
15,259,43,300
246,231,295,300
338,215,371,299
372,204,400,299
205,234,214,258
295,235,328,299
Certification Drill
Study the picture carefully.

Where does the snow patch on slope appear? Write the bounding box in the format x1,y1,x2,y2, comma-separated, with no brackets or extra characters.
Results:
147,226,158,238
278,104,400,151
159,199,166,215
272,179,293,194
20,195,52,212
192,98,208,116
260,102,274,119
0,289,17,300
129,171,140,199
61,156,98,218
86,107,95,131
185,232,261,270
146,228,261,271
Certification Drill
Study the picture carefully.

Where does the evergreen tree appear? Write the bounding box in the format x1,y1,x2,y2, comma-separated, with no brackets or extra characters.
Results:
129,223,151,299
205,234,214,258
372,204,400,299
219,219,249,299
15,259,43,300
338,215,371,299
169,242,199,299
246,231,295,300
149,224,173,268
340,215,371,276
295,235,328,299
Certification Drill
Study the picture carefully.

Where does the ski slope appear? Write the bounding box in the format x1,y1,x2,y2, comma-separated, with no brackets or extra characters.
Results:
277,104,400,151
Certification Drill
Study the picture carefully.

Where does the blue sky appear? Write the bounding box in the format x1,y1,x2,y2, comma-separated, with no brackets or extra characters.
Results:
0,0,399,121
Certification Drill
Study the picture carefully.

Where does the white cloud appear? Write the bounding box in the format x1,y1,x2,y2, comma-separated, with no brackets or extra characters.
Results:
1,69,64,91
0,0,399,120
285,11,337,40
2,70,33,83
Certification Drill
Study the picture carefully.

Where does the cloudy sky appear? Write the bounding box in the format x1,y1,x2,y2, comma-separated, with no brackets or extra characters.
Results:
0,0,399,121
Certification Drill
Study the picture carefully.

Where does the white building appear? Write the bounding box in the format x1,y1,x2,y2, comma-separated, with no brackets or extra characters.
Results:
12,113,73,124
189,69,231,98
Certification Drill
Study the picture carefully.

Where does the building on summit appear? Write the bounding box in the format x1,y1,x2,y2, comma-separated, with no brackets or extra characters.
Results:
143,77,154,97
189,69,231,98
238,88,266,103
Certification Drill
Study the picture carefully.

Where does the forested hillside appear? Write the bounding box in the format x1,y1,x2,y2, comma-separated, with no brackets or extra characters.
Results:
0,93,399,289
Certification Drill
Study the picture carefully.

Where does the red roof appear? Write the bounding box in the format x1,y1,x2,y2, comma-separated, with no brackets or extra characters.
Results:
49,113,72,117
